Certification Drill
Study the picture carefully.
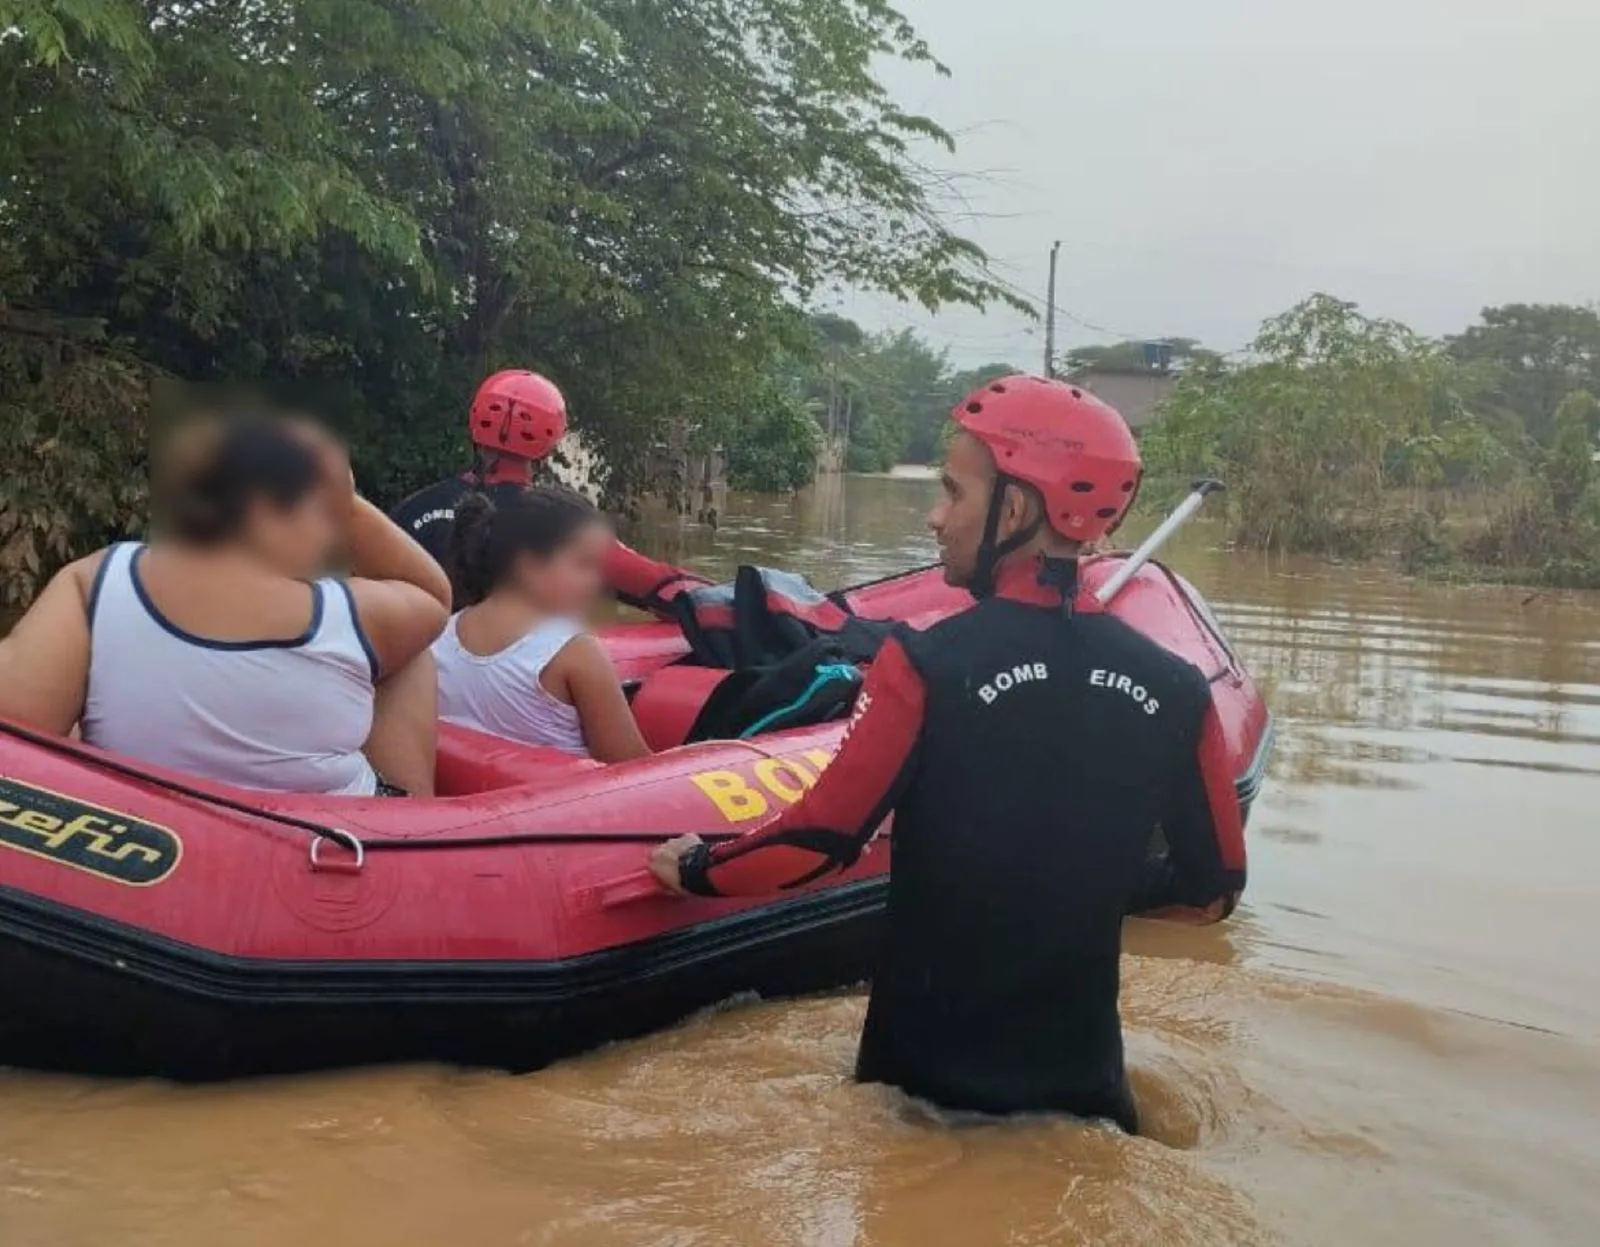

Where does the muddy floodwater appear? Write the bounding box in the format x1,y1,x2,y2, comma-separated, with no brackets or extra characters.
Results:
3,472,1599,1246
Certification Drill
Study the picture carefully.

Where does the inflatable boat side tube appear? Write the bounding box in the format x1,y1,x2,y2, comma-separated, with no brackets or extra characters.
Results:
0,878,889,1081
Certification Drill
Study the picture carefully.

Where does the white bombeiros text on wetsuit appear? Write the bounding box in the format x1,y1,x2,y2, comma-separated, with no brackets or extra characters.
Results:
81,543,381,795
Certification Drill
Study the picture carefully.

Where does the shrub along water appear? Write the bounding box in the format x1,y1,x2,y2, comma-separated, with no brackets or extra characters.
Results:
1139,295,1600,588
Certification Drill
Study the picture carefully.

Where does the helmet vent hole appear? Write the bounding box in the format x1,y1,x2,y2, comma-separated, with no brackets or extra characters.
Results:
1121,480,1135,493
966,401,983,414
1095,507,1118,520
990,383,1007,393
1070,481,1095,493
1070,388,1083,399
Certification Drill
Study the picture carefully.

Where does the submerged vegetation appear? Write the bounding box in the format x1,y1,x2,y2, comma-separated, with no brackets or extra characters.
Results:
0,0,1018,603
1139,296,1600,588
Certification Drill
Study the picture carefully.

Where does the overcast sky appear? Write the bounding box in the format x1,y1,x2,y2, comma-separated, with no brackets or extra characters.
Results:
834,0,1600,366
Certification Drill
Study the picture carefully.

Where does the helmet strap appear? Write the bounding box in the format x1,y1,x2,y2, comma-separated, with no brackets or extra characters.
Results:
1036,556,1080,618
481,453,534,487
970,474,1042,600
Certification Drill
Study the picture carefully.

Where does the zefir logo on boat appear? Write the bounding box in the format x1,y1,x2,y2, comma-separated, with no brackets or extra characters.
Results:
689,749,835,823
0,776,182,886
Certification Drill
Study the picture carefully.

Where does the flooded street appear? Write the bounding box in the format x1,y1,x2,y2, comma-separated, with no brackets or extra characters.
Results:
4,472,1600,1245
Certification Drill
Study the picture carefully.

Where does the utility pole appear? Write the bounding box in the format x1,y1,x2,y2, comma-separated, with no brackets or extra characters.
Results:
1044,240,1061,378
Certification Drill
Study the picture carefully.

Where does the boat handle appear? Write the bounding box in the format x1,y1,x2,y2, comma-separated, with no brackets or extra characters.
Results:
309,830,365,875
583,870,666,910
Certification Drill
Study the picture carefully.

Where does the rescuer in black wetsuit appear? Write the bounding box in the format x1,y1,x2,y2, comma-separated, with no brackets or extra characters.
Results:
649,375,1247,1133
389,370,691,610
389,370,570,571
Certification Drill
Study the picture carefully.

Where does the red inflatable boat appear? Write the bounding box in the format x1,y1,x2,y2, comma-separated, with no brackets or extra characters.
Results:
0,559,1271,1080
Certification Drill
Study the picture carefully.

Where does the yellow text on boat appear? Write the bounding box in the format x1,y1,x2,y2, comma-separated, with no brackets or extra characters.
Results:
690,749,835,823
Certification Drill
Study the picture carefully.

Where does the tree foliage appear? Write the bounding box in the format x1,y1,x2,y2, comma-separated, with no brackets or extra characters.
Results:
722,383,822,493
780,313,1016,470
1143,294,1600,584
0,0,1018,600
1447,304,1600,446
1547,390,1598,527
0,309,152,603
1061,338,1207,377
1142,295,1490,555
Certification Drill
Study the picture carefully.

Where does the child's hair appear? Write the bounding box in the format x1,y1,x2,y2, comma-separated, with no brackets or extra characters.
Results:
447,485,604,606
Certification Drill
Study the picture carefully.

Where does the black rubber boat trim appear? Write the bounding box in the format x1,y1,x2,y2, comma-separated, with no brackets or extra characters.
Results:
1233,716,1275,810
0,877,889,1006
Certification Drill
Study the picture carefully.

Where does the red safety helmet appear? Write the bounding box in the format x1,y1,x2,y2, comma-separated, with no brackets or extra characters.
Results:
952,374,1142,545
469,370,567,460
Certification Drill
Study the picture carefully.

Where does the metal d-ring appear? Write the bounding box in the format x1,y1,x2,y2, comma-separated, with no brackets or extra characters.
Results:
309,828,365,874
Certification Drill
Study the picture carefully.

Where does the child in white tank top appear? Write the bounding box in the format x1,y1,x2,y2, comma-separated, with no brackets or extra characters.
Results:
433,487,650,763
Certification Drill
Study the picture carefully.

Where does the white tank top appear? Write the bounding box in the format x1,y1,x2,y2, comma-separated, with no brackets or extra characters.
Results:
433,613,590,756
82,544,380,795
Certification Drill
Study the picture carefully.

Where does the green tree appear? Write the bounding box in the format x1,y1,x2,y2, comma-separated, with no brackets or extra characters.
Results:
1547,390,1598,527
845,328,951,468
722,385,822,493
0,0,1024,600
0,310,152,604
1061,339,1203,377
1141,294,1474,554
1446,304,1600,445
780,315,1016,471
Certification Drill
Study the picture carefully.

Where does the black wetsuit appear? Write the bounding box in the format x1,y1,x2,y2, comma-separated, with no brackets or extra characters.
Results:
388,475,525,565
680,558,1247,1131
390,473,702,615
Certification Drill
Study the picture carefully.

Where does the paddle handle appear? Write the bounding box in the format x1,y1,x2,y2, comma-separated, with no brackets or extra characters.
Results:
1093,479,1224,607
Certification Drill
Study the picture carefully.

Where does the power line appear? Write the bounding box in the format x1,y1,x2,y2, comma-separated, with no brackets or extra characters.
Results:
826,247,1261,366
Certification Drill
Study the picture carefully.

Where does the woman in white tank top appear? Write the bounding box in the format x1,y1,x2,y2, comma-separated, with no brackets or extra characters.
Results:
434,486,649,762
0,414,452,796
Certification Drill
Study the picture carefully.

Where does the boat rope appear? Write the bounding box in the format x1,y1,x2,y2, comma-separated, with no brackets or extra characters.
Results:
0,718,741,854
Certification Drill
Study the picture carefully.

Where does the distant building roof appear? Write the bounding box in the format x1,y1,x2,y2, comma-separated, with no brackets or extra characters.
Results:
1069,369,1176,430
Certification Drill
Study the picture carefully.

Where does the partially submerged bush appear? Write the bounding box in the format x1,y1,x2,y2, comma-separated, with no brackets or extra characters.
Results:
1140,295,1600,587
1395,505,1454,575
1466,478,1564,569
1142,294,1475,557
